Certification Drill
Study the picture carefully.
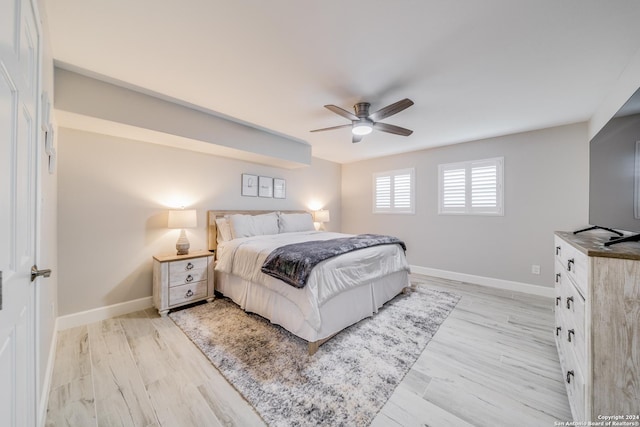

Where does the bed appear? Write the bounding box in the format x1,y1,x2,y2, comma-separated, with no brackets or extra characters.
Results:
208,210,411,354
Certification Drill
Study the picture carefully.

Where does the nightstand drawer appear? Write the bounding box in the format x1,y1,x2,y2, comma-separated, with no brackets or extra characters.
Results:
169,267,207,287
169,257,208,286
171,257,208,272
169,281,208,306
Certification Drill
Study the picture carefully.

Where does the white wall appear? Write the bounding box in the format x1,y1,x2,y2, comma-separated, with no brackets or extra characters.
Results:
57,128,341,316
590,46,640,139
55,68,311,168
342,123,589,289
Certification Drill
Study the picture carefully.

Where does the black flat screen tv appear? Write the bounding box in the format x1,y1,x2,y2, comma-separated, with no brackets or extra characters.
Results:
588,87,640,245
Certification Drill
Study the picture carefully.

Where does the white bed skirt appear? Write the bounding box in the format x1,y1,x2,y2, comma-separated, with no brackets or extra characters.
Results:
215,270,410,343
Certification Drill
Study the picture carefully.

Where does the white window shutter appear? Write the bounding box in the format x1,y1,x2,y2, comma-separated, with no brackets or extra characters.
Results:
393,173,412,210
441,167,466,212
375,175,391,210
439,157,503,215
471,162,497,210
373,169,415,214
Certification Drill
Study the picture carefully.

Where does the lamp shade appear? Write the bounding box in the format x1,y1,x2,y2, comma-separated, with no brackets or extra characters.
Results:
313,209,330,223
168,209,197,229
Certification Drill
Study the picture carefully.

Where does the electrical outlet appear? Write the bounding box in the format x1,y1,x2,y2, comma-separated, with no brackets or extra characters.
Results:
531,265,541,275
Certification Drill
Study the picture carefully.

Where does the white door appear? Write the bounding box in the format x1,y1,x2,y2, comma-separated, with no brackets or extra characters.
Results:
0,0,40,425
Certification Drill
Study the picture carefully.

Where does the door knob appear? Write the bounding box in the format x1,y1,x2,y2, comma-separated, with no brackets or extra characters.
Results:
31,265,51,282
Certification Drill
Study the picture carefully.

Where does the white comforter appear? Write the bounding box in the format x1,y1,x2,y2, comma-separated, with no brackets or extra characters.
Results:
215,231,409,330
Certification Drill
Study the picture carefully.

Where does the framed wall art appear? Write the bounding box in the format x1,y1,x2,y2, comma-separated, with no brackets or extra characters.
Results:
273,178,286,199
241,174,258,197
259,176,273,198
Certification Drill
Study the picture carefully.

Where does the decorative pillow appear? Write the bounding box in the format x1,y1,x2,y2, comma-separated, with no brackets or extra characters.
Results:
215,217,233,242
278,212,315,233
229,212,279,239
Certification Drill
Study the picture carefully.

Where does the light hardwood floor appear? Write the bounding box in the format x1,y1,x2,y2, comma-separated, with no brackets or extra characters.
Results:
46,275,572,426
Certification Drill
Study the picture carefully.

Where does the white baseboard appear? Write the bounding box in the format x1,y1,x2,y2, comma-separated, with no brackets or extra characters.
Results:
57,296,154,330
410,265,554,298
38,317,58,427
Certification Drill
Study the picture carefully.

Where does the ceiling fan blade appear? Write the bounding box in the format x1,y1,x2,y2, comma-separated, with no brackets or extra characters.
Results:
310,124,352,133
325,104,359,121
368,98,414,122
374,122,413,136
352,134,363,143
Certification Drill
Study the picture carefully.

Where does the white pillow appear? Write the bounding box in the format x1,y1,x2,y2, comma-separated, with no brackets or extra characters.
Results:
229,212,279,239
278,212,315,233
215,217,233,242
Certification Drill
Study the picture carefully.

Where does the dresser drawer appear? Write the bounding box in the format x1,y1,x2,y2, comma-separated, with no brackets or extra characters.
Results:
554,259,565,309
555,324,586,422
554,263,566,335
566,248,588,297
564,363,586,422
560,281,586,364
554,236,588,297
169,281,208,306
561,301,586,370
555,258,587,366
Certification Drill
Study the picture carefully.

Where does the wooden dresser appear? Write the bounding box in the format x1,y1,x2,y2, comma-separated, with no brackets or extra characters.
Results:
554,231,640,421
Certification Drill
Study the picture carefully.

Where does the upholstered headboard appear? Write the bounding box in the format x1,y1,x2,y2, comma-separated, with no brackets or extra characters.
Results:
207,210,309,253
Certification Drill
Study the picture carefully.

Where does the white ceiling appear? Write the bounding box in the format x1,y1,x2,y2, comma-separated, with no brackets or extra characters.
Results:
44,0,640,164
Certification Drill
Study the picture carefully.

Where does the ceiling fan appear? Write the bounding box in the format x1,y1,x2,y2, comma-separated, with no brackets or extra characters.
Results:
311,98,414,143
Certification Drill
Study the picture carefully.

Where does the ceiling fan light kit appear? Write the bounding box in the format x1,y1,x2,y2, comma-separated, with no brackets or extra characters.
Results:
352,120,373,135
311,98,414,143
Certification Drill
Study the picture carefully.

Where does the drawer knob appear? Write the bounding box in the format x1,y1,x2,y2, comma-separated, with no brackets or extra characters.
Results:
566,296,573,309
555,296,561,306
567,258,574,272
555,273,561,283
186,274,193,283
186,262,194,270
555,246,561,255
567,329,575,342
566,370,574,384
556,326,562,336
185,289,193,298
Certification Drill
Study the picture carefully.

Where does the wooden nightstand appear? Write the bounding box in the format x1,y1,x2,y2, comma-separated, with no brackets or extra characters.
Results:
152,249,214,316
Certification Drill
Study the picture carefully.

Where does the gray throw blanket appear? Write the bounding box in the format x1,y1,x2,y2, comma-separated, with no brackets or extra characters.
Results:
261,234,406,288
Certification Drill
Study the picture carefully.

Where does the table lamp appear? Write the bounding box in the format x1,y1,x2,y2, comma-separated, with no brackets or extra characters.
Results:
168,209,197,255
313,209,330,230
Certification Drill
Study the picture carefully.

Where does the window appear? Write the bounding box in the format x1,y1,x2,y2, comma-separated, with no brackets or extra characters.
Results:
373,168,415,214
438,157,503,215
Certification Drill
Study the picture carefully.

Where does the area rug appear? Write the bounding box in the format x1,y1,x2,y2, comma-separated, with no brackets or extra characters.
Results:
169,284,460,427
